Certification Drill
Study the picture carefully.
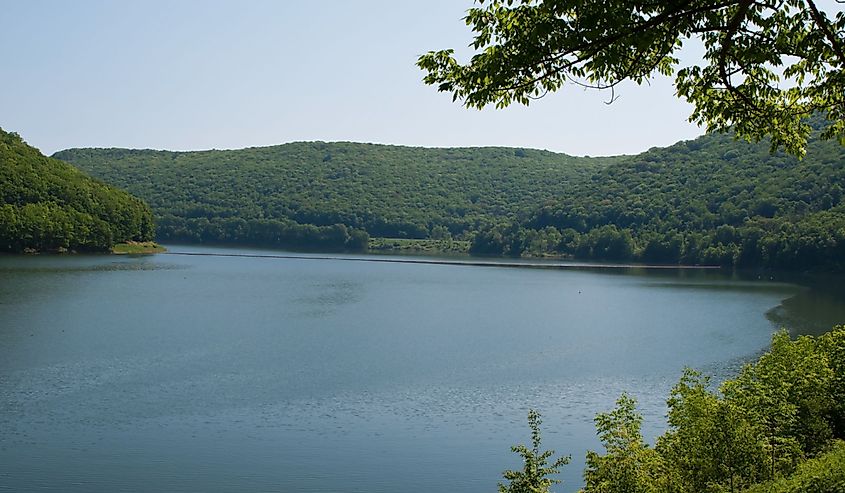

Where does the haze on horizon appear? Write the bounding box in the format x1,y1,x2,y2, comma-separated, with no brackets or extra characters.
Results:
2,0,704,157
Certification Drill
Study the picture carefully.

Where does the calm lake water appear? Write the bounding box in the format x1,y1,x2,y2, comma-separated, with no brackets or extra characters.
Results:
1,245,844,492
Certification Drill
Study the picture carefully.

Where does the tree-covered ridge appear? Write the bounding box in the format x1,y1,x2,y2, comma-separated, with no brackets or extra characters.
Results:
0,128,154,252
54,142,617,245
56,127,845,270
476,124,845,271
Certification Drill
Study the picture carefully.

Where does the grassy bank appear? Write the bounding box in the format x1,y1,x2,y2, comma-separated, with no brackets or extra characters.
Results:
368,237,470,255
112,241,166,254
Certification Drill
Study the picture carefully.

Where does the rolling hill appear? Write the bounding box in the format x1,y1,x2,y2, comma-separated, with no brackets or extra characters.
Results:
0,128,154,253
488,125,845,270
54,125,845,269
54,143,619,248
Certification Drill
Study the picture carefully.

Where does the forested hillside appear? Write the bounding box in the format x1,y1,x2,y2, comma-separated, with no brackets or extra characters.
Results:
54,143,617,247
56,125,845,270
474,124,845,271
0,129,154,253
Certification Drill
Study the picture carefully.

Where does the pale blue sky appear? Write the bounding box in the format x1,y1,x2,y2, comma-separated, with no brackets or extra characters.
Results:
2,1,704,156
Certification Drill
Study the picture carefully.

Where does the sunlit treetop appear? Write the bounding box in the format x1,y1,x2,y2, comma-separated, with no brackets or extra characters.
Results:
418,0,845,157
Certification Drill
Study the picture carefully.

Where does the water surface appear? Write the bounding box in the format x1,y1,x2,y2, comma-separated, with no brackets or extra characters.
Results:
1,245,840,492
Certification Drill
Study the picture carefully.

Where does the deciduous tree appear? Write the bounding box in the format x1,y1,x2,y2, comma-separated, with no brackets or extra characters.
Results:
418,0,845,156
499,410,571,493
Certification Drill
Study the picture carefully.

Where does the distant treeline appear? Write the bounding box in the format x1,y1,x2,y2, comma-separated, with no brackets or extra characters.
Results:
472,119,845,271
0,128,154,252
55,119,845,269
157,215,368,251
54,143,615,247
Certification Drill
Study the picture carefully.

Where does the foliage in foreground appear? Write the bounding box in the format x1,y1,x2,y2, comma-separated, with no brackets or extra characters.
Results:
499,410,570,493
418,0,845,157
743,441,845,493
508,326,845,492
0,128,154,252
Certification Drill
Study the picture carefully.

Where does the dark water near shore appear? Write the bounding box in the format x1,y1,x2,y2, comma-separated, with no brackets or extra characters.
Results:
1,245,843,492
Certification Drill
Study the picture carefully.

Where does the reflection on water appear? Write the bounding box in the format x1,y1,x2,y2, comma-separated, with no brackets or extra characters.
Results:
1,245,843,492
767,286,845,335
295,281,363,318
0,256,184,274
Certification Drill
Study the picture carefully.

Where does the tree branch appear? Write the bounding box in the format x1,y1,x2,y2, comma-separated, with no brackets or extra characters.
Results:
806,0,845,67
717,0,760,112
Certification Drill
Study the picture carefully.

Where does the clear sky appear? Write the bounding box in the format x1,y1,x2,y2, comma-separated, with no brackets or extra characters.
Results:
1,0,705,156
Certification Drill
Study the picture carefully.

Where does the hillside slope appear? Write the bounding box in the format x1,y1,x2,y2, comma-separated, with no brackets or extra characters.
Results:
55,128,845,270
0,129,154,252
483,126,845,270
54,143,618,245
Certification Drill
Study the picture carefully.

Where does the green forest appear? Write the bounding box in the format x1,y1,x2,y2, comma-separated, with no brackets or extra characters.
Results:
56,120,845,270
478,120,845,271
0,128,154,253
503,327,845,493
54,143,618,251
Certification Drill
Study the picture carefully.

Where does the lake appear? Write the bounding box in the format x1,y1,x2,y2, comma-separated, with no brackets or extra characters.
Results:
1,245,843,492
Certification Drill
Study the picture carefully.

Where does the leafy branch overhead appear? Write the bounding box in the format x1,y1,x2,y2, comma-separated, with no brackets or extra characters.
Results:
418,0,845,157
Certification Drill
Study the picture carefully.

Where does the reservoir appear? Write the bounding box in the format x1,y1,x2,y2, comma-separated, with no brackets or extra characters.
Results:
1,245,843,492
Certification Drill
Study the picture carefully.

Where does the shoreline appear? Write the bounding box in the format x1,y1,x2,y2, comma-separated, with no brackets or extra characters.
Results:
162,250,722,270
112,241,167,254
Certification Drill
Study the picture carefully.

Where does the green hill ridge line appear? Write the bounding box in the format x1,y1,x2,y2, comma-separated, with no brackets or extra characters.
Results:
54,142,618,251
0,128,155,253
54,121,845,270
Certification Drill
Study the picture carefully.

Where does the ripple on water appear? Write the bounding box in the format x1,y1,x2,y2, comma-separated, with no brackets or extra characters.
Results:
0,248,831,493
